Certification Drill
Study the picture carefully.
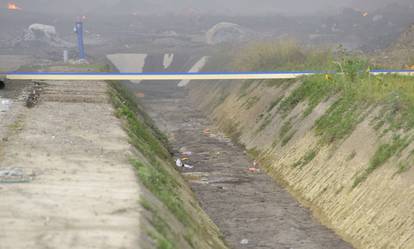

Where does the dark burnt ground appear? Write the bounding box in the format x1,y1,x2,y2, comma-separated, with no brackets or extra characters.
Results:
127,79,353,249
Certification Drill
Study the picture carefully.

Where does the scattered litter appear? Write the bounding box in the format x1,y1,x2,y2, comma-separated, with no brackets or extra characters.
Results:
179,147,188,153
248,167,260,173
0,98,12,112
0,168,23,177
0,168,33,183
26,81,42,108
181,157,189,161
135,92,145,98
175,158,183,167
183,164,194,169
240,239,249,245
203,128,210,134
182,151,192,156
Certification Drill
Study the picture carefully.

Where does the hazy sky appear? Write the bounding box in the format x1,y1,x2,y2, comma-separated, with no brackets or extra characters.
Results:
1,0,412,15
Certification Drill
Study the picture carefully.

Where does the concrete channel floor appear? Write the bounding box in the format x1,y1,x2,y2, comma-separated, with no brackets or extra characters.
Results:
132,80,353,249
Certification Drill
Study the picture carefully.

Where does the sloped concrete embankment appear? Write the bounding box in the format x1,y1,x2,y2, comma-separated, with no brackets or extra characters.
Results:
0,74,227,249
188,79,414,249
110,82,228,249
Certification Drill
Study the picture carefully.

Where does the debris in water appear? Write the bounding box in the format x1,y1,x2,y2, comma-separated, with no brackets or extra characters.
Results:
182,151,192,156
184,164,194,169
175,158,183,167
135,92,145,98
240,239,249,245
248,167,260,173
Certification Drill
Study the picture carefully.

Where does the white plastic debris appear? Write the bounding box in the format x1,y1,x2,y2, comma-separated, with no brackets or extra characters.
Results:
175,158,183,167
0,168,23,177
182,151,193,156
183,164,194,169
240,239,249,245
0,99,12,112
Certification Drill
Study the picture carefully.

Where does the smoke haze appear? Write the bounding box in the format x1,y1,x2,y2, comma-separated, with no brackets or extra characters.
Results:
1,0,413,16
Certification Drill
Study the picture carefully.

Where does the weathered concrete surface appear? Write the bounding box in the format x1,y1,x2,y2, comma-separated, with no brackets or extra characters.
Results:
128,80,353,249
0,80,144,249
188,79,414,249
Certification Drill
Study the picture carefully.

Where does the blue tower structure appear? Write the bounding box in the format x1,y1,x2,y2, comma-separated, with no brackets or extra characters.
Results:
74,21,86,60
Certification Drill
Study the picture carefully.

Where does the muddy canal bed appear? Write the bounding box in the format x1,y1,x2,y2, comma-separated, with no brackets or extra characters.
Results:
131,81,353,249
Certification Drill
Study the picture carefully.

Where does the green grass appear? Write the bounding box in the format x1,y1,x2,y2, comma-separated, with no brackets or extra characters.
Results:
315,94,362,144
278,75,337,117
346,151,357,161
110,86,190,225
353,135,410,187
141,199,176,249
281,130,296,147
293,149,318,169
110,81,171,156
247,147,261,158
238,80,261,100
110,82,228,249
279,120,293,139
267,96,283,113
395,162,411,175
132,159,189,224
256,115,272,134
242,96,260,110
214,41,414,185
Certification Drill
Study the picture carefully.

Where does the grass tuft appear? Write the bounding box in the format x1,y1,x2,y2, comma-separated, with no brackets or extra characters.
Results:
293,149,318,169
353,135,410,187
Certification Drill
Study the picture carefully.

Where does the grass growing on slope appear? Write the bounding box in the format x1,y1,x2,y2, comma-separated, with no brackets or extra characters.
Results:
132,159,189,225
110,82,228,249
279,120,293,138
110,86,190,226
292,149,319,169
353,135,410,187
278,74,338,117
141,198,176,249
214,41,414,182
315,93,362,144
110,81,171,156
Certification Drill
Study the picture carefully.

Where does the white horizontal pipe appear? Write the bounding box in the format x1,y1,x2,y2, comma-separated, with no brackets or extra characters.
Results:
3,71,414,81
5,73,313,81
